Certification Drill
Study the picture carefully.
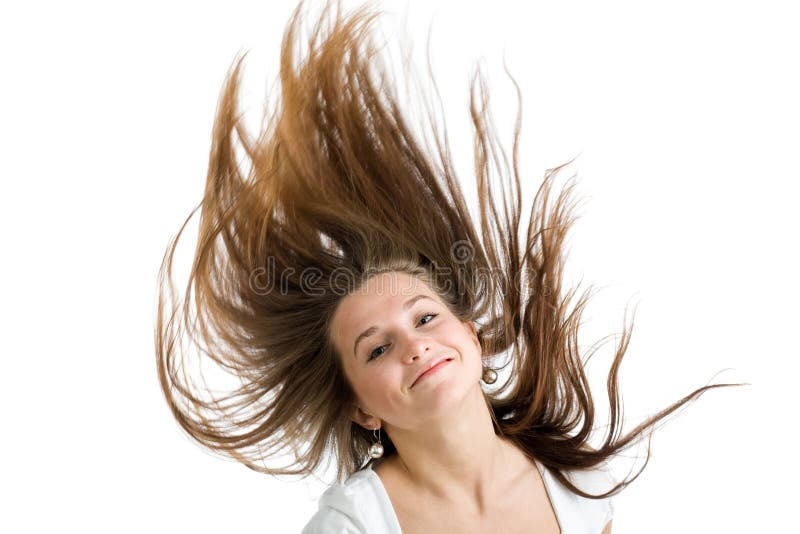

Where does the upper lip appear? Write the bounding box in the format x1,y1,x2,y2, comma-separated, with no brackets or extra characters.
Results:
411,356,453,388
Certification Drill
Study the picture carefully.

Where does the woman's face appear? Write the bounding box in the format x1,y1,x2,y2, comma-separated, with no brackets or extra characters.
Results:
329,271,483,432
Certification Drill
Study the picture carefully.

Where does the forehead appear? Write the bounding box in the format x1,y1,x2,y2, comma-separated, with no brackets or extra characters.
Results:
343,271,433,312
356,271,426,297
331,271,436,337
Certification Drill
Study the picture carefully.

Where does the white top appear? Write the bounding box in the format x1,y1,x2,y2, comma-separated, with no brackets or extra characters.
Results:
302,458,616,534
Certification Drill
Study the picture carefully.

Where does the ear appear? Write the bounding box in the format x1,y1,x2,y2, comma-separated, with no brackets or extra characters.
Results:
350,404,381,430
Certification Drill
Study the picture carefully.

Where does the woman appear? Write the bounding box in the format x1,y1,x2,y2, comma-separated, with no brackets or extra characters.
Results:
309,267,619,533
155,1,744,532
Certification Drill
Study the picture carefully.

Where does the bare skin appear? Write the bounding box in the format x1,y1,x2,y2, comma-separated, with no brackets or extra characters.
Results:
374,440,563,534
331,272,613,533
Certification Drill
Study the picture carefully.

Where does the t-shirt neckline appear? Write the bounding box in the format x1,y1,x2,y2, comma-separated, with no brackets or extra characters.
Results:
363,458,564,534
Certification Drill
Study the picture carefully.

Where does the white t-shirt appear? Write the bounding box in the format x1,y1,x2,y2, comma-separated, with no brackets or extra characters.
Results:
302,458,616,534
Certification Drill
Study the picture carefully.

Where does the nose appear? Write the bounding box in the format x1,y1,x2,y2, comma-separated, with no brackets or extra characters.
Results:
401,332,431,363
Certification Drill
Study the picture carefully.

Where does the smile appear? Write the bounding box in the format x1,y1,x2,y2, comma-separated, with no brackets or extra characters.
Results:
411,357,454,388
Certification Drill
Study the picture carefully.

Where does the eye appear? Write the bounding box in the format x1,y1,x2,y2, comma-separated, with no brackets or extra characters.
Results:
366,312,439,361
368,344,388,361
418,313,437,326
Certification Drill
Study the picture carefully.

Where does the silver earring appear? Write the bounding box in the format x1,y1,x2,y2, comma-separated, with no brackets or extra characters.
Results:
368,427,384,459
481,366,497,384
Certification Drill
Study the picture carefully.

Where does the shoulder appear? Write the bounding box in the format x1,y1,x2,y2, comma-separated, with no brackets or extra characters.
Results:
539,459,618,534
565,460,618,497
565,461,617,531
301,507,361,534
301,467,399,534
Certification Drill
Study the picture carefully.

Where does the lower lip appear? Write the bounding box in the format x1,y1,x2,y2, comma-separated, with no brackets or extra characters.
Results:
413,359,452,387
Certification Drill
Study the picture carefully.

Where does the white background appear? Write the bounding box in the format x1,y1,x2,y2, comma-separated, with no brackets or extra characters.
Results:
1,0,797,532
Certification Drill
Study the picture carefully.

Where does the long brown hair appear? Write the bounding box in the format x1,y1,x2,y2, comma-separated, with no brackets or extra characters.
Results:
155,0,746,499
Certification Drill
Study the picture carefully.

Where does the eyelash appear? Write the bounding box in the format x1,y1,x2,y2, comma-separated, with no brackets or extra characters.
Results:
367,313,438,361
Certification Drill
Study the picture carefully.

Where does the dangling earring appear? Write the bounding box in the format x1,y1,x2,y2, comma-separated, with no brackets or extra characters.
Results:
368,427,384,459
481,365,497,384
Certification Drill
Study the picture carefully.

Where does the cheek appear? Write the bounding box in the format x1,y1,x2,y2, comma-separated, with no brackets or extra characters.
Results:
352,366,403,405
465,341,484,374
452,330,483,373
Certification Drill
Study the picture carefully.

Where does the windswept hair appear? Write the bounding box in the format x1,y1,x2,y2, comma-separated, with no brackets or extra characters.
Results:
155,0,746,499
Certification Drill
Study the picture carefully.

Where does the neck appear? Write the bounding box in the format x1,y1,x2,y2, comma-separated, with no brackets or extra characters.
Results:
383,385,516,512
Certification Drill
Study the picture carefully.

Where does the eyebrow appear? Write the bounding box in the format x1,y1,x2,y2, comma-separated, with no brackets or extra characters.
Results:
352,294,433,359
